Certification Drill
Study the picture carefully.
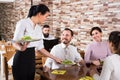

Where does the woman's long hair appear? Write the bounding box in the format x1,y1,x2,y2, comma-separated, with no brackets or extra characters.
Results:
109,31,120,55
27,4,50,18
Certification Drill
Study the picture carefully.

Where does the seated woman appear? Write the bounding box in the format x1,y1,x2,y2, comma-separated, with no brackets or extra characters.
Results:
84,27,111,66
90,31,120,80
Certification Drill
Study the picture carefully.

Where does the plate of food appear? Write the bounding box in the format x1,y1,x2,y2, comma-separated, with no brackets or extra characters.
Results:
13,36,41,43
79,76,94,80
61,60,74,65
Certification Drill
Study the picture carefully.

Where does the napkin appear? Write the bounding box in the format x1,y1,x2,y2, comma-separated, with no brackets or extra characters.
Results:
79,76,94,80
51,70,66,75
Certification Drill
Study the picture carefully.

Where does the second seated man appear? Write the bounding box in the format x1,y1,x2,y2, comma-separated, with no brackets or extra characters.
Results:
42,24,55,40
42,24,60,52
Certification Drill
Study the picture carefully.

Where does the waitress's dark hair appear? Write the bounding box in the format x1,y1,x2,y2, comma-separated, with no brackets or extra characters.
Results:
27,4,50,18
90,27,102,36
109,31,120,55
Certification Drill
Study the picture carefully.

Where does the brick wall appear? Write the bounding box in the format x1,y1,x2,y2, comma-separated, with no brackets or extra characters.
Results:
0,0,31,40
51,0,120,50
0,0,120,50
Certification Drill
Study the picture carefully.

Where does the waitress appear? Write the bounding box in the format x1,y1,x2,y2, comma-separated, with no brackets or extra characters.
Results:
12,4,62,80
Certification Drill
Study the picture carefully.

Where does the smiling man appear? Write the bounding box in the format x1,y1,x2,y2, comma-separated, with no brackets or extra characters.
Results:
43,28,85,71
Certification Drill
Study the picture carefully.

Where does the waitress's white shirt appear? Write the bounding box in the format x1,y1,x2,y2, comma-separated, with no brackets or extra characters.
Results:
13,18,44,50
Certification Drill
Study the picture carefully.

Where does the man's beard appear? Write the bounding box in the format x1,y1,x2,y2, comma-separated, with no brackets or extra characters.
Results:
62,39,70,44
43,34,49,38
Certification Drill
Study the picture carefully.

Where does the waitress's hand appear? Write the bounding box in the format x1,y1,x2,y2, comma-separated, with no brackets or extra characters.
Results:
54,58,62,64
20,42,29,51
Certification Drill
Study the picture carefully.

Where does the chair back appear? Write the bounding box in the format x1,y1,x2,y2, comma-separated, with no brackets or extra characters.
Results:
5,41,12,46
78,49,85,59
35,51,43,69
0,40,6,45
3,45,16,61
2,45,15,80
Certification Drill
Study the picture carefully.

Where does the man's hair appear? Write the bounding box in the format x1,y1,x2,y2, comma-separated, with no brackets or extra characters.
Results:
64,28,74,36
43,25,50,29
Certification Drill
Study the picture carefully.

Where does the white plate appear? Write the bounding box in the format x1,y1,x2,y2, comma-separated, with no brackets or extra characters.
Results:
12,39,41,43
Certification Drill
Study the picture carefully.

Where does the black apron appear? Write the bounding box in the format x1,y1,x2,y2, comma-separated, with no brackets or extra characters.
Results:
12,47,35,80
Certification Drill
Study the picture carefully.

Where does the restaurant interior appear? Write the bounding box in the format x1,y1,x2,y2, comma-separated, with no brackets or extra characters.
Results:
0,0,120,80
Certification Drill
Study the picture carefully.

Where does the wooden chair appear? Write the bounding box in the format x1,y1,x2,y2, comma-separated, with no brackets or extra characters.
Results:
42,57,47,65
2,46,41,80
78,49,85,59
5,41,12,46
35,51,45,80
2,45,16,80
0,40,6,45
35,51,44,69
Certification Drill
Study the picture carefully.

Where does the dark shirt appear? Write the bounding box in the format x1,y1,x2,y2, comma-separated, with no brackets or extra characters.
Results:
43,38,60,52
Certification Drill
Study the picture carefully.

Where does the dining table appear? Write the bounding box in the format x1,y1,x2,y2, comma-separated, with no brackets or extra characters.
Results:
36,64,96,80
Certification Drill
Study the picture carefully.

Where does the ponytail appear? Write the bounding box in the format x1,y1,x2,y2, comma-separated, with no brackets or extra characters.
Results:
27,5,36,18
27,4,50,18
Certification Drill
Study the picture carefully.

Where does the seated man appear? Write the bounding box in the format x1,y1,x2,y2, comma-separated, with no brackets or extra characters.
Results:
44,28,86,71
42,24,55,40
42,24,60,52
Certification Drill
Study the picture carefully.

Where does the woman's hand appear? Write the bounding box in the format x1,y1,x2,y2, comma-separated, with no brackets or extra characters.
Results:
89,66,99,77
13,42,29,51
89,68,96,76
92,60,100,66
54,58,62,64
20,42,29,51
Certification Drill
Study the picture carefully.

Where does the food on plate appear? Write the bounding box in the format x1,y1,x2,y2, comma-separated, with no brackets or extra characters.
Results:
21,36,32,41
12,36,40,43
79,76,94,80
62,60,73,65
